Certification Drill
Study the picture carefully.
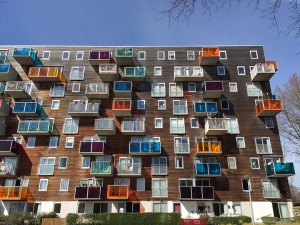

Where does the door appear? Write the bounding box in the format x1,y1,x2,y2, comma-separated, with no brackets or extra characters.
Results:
173,203,181,213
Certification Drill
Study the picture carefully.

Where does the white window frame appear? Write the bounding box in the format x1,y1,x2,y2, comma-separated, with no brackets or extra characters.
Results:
188,82,196,92
219,50,227,59
157,51,165,60
60,179,69,191
190,118,199,128
168,51,175,60
226,117,240,134
237,66,246,75
152,178,168,197
155,118,163,128
169,83,183,97
43,51,51,60
49,136,59,148
76,51,84,60
50,83,65,97
58,157,68,169
236,137,245,148
72,83,81,93
138,51,146,60
153,202,168,212
78,202,85,214
255,137,272,154
250,50,258,59
227,157,237,169
175,156,184,169
246,82,262,97
65,137,74,148
249,66,254,73
38,179,48,191
173,100,188,115
265,118,274,128
170,118,185,134
63,118,79,134
187,51,195,60
62,51,70,60
137,100,145,110
70,66,85,81
250,157,260,169
220,99,229,110
174,137,190,154
217,66,226,75
27,137,36,148
229,82,238,92
154,67,162,76
151,83,166,97
51,100,60,110
158,100,166,110
81,156,90,169
136,178,145,191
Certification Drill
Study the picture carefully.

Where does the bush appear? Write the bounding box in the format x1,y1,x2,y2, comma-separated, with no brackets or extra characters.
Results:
206,216,251,225
4,213,24,225
261,216,279,225
66,213,79,225
294,216,300,223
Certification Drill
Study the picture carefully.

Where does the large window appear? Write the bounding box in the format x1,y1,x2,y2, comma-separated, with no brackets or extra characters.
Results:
151,83,166,97
246,82,262,97
152,157,167,175
63,118,79,134
255,137,272,154
174,137,190,154
153,203,168,212
38,157,55,175
173,100,188,115
50,83,65,97
169,83,183,97
60,179,69,191
226,118,240,134
70,66,85,80
170,118,185,134
152,178,168,197
262,179,280,198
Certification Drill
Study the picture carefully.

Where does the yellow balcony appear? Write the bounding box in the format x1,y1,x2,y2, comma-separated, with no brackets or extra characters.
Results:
0,186,33,201
196,141,222,155
28,67,66,82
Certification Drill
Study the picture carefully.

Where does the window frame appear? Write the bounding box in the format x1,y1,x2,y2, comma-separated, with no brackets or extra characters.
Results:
175,156,184,169
65,137,74,148
227,157,237,169
77,202,85,214
157,51,165,60
217,66,226,76
151,83,166,97
220,99,230,110
187,51,195,60
237,66,246,75
51,100,60,110
173,100,188,115
158,100,166,110
169,83,183,97
170,118,185,134
219,50,227,59
155,118,163,128
63,118,79,134
62,51,70,60
190,118,199,128
70,66,85,81
49,136,59,148
60,178,69,191
236,137,245,148
229,82,238,92
174,137,190,154
246,82,262,97
138,51,146,60
265,118,274,128
188,82,196,92
250,157,260,169
136,178,145,191
168,51,175,60
152,178,168,197
27,137,36,148
58,157,68,169
72,83,81,93
81,156,90,169
50,83,65,98
137,100,145,110
154,67,162,76
254,137,272,154
43,51,51,60
38,179,48,191
250,50,258,59
76,51,84,60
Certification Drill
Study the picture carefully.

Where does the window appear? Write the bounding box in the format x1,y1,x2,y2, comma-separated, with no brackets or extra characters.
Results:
155,118,163,128
262,179,280,199
50,83,65,97
78,203,85,214
65,137,74,148
138,51,146,60
70,66,85,80
217,66,226,75
246,82,262,97
236,137,245,148
170,118,185,134
249,66,254,73
151,83,166,97
62,51,70,60
169,83,183,97
157,51,165,60
63,118,79,134
227,157,237,169
152,178,168,197
174,137,190,154
226,118,240,134
93,203,108,213
173,100,188,115
255,137,272,154
60,179,69,191
229,82,238,92
58,157,68,169
27,137,36,148
49,136,58,148
153,203,168,212
220,99,229,110
114,178,130,185
241,179,251,192
265,118,274,128
72,83,80,92
190,118,199,128
136,178,145,191
38,157,55,175
53,203,61,214
250,50,258,59
76,51,84,60
51,100,60,110
158,100,166,110
154,67,162,76
38,179,48,191
250,158,260,169
219,50,227,59
43,51,50,60
137,100,145,110
188,83,196,92
168,51,175,60
187,51,195,60
152,157,167,175
82,156,90,168
175,156,184,169
237,66,246,75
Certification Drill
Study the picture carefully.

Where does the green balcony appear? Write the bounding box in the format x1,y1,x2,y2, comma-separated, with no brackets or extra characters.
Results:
115,48,134,66
90,161,112,176
17,120,54,135
123,67,146,81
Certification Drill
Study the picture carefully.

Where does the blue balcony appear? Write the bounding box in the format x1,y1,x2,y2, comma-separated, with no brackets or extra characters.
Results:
195,163,221,177
266,162,295,177
0,62,18,81
180,186,214,200
124,67,146,81
74,186,101,200
17,120,54,135
129,141,161,155
13,48,42,66
13,102,42,117
113,81,132,97
193,102,218,116
115,48,134,66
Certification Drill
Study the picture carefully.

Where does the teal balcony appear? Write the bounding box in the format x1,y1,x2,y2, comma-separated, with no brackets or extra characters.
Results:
98,64,118,82
68,102,100,117
5,81,32,99
129,138,161,155
113,81,132,98
266,162,295,177
123,67,146,81
0,63,18,81
13,48,42,66
13,102,42,117
17,120,54,135
115,48,134,66
193,102,218,116
194,163,221,177
90,161,112,176
0,100,10,117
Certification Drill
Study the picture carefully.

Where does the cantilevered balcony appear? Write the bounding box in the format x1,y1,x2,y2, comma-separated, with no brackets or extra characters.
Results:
94,118,116,135
251,61,278,81
199,47,220,65
115,48,134,66
79,141,108,155
13,102,42,117
203,81,224,99
123,67,146,81
205,118,228,135
113,81,132,98
0,186,31,200
194,163,221,177
180,186,214,200
13,48,42,66
112,100,132,117
98,64,118,82
85,83,109,99
129,139,161,155
107,185,129,199
121,118,145,135
266,162,295,178
0,62,18,81
28,67,66,82
5,81,32,99
0,140,21,156
117,162,142,176
256,100,282,117
68,102,100,117
193,102,218,117
90,161,112,176
174,66,203,81
0,162,17,176
17,120,54,135
0,100,10,117
196,141,222,155
74,186,101,200
89,50,111,65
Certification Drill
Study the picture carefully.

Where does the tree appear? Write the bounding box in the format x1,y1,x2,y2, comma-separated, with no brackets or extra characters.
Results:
290,183,300,204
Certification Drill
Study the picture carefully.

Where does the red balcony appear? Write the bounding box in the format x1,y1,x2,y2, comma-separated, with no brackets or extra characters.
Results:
199,47,219,65
74,186,101,200
112,100,132,116
107,185,129,199
0,186,33,201
256,100,282,117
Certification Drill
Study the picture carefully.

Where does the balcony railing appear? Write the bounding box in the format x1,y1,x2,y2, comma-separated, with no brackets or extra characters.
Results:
113,81,132,97
250,61,278,81
5,81,32,99
0,161,17,176
174,143,190,154
79,141,108,155
107,185,129,199
196,141,222,155
74,186,101,200
194,163,221,176
0,140,21,156
117,162,142,175
98,64,117,81
129,141,161,155
116,48,133,66
90,161,112,176
174,66,203,81
0,100,10,117
263,184,281,198
68,102,100,116
89,50,111,65
124,67,146,81
121,119,145,135
180,186,214,200
256,100,282,117
266,162,295,177
0,63,18,81
13,48,42,66
0,186,31,200
37,164,54,175
94,118,116,135
112,100,132,116
17,120,54,135
13,102,42,116
85,83,109,99
193,102,218,116
203,81,224,98
28,67,66,82
205,118,228,135
199,47,219,65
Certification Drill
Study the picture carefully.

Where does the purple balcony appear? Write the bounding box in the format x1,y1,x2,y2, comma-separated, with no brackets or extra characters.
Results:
79,141,108,155
180,186,214,200
203,81,224,99
89,51,111,65
74,186,101,200
0,140,21,156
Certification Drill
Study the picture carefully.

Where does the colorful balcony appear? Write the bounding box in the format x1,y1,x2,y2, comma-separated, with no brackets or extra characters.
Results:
68,102,100,117
90,161,112,176
251,61,278,81
107,185,129,199
13,48,42,66
199,47,219,65
17,120,54,135
0,161,17,176
79,141,108,155
112,100,132,116
117,162,142,176
13,102,42,117
0,140,21,156
123,67,146,81
194,163,221,177
193,102,218,117
174,66,203,81
85,83,109,99
0,186,32,201
28,67,66,82
180,186,214,200
196,141,222,155
203,81,224,99
205,118,228,135
94,118,116,135
74,186,101,200
115,48,134,66
0,62,18,81
121,119,145,135
0,100,10,117
98,64,118,82
129,140,161,155
5,81,32,99
113,81,132,98
256,99,282,117
89,50,111,65
266,162,295,177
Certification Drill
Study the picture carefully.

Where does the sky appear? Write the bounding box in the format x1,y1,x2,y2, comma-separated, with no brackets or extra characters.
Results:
1,0,299,185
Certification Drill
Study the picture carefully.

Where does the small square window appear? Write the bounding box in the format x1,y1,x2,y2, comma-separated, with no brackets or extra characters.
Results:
237,66,246,75
219,51,227,59
190,118,199,128
154,67,162,76
49,136,59,148
168,51,175,60
43,51,50,60
217,66,226,75
188,83,196,92
250,50,258,59
175,156,184,169
138,51,146,60
137,100,145,110
155,118,163,128
82,156,90,168
158,100,166,110
78,203,85,214
187,51,195,60
65,137,74,148
38,179,48,191
250,158,260,169
229,82,238,92
157,51,165,60
76,51,84,60
72,83,81,92
27,137,36,148
221,100,229,110
60,179,69,191
54,203,62,213
62,51,70,60
236,137,245,148
227,157,237,169
51,100,60,110
265,118,274,128
59,157,68,169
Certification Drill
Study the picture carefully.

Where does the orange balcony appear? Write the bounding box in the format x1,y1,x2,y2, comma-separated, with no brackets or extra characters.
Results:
256,100,282,117
112,99,132,116
196,141,222,155
28,67,66,82
0,186,33,201
107,185,129,199
250,61,278,81
199,47,220,65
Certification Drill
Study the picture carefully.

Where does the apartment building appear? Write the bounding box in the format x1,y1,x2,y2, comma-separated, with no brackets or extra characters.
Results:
0,46,295,220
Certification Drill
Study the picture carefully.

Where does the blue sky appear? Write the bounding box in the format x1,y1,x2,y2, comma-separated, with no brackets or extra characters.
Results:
1,0,299,185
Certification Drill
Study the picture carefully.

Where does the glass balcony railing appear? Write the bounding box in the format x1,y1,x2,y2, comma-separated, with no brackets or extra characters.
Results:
90,161,112,175
0,63,18,81
251,61,278,81
199,47,219,65
17,120,53,135
89,51,111,61
13,48,42,66
266,162,295,177
124,67,146,81
193,102,218,116
194,163,221,176
79,141,107,155
68,102,100,116
5,81,32,98
112,100,132,116
0,64,10,74
256,99,282,117
0,161,17,176
174,66,203,81
37,164,54,175
113,81,132,92
116,48,133,57
28,67,65,82
129,141,161,155
117,162,142,175
13,102,42,116
0,186,31,200
99,64,117,74
74,186,101,200
107,185,129,199
0,83,5,94
94,118,116,135
196,141,222,155
180,186,214,200
0,140,21,155
205,118,228,135
121,119,145,134
85,83,109,98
